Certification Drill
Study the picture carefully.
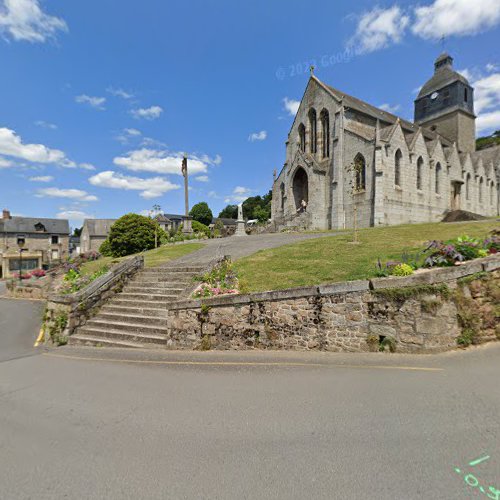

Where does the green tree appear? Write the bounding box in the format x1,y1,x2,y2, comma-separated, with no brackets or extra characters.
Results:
192,220,211,237
253,206,269,223
189,202,213,226
73,227,82,237
107,213,166,257
218,205,238,219
99,238,113,256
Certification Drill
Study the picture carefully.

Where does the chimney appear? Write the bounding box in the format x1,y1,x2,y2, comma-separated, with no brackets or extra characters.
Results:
2,209,11,220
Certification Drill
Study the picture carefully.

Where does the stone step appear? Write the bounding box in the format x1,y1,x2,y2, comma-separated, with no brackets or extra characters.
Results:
132,275,196,283
149,266,205,273
68,334,144,348
101,304,170,317
97,311,168,326
122,286,185,295
84,319,169,336
108,298,169,309
139,270,199,277
126,280,188,289
117,292,179,302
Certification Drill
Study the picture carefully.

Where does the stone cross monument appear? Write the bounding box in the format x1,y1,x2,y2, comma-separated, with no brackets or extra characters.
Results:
235,203,246,237
181,155,193,233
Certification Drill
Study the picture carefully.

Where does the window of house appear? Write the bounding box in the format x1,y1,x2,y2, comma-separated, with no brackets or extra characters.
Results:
354,154,366,192
51,235,59,245
394,150,402,187
51,249,59,260
298,123,306,152
320,109,330,158
308,109,317,154
16,235,25,247
416,157,423,190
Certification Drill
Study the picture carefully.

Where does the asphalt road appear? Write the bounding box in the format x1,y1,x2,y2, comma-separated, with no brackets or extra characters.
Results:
1,335,499,499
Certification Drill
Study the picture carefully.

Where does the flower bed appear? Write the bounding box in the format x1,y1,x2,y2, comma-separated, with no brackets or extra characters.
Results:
59,251,109,295
191,259,239,299
376,231,499,278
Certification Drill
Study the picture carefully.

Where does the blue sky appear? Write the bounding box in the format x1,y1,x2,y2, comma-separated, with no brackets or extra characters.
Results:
1,0,499,229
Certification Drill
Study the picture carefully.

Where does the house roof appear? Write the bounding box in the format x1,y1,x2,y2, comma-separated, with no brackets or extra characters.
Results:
83,219,117,237
0,216,69,234
156,213,186,222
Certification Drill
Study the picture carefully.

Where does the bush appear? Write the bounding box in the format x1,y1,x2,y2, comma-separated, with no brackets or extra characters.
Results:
107,213,166,257
99,238,113,256
189,202,213,226
31,269,46,278
392,263,414,276
192,220,211,238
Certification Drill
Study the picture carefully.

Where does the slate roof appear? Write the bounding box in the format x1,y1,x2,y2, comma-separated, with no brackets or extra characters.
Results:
418,53,470,98
155,213,186,222
83,219,117,237
0,216,69,234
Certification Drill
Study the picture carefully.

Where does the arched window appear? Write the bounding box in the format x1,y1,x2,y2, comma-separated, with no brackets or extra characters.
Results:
490,181,495,205
354,153,366,192
280,182,285,210
394,149,402,187
292,167,308,208
320,109,330,158
308,108,317,154
464,88,468,102
479,177,484,203
466,173,471,200
416,157,423,190
435,162,441,194
298,123,306,152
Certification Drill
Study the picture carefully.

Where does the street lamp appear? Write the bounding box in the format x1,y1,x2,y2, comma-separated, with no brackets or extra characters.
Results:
17,237,25,285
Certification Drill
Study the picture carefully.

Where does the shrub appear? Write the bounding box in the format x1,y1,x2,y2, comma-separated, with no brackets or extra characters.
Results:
30,269,46,278
192,220,211,238
392,263,414,276
189,202,213,226
99,238,113,256
108,213,166,257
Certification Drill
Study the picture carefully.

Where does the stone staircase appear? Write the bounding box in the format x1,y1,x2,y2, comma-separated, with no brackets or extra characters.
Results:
68,264,205,348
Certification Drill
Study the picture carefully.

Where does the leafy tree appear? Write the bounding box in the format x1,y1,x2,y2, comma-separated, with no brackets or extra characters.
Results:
243,190,272,220
218,205,238,219
192,220,211,237
107,213,166,257
253,206,269,223
189,202,213,226
73,227,82,237
99,238,113,256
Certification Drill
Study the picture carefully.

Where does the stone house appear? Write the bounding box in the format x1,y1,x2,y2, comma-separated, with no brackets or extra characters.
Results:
80,219,116,253
0,209,70,278
155,214,187,233
272,53,500,230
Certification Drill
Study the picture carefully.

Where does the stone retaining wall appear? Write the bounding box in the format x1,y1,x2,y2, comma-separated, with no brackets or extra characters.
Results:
163,255,500,353
44,255,144,343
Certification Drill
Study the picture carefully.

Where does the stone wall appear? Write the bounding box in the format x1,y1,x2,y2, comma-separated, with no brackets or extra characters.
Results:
44,255,143,343
163,255,500,353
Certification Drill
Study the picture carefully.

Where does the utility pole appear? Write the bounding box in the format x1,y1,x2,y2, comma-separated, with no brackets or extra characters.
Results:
181,155,193,233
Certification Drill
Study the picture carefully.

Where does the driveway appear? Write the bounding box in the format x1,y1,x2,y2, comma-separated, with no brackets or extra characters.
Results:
0,344,499,499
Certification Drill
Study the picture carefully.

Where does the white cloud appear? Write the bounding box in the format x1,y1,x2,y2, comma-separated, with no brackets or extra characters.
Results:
0,156,13,168
113,148,210,175
412,0,500,40
29,175,53,182
208,190,219,199
125,128,141,136
116,128,142,144
477,110,500,134
140,136,167,148
89,171,181,199
486,63,499,73
75,94,106,110
379,103,401,113
248,130,267,142
56,210,94,224
37,187,98,202
195,175,209,182
130,105,163,120
0,127,67,164
34,120,57,130
0,0,67,43
283,97,300,116
79,162,96,171
224,186,253,204
348,6,409,54
106,86,134,99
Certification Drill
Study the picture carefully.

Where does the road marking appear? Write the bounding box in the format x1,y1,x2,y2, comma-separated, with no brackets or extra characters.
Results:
469,455,490,467
34,328,45,347
43,352,444,371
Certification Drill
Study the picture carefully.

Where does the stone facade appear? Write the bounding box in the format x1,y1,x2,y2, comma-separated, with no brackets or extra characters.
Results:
162,256,499,353
271,55,499,231
80,219,116,253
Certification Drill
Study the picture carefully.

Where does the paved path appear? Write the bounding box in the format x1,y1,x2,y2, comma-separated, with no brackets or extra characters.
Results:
1,343,499,499
169,231,337,265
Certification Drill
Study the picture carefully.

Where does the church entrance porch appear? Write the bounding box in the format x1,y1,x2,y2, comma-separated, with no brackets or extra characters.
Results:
292,167,308,211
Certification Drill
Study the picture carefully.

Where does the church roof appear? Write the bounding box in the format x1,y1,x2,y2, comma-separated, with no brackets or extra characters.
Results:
417,52,470,99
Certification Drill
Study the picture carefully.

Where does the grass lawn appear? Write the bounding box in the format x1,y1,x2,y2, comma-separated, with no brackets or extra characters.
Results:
80,243,204,276
234,220,500,292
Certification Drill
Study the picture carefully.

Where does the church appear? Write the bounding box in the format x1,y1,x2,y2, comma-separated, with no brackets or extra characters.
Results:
271,53,500,230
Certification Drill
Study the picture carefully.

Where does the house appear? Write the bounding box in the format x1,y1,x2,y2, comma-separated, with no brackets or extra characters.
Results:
272,53,499,230
0,209,70,278
155,214,188,233
80,219,117,253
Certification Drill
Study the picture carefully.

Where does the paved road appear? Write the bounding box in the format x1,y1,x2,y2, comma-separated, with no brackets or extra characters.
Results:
170,231,337,265
1,343,499,499
0,291,45,362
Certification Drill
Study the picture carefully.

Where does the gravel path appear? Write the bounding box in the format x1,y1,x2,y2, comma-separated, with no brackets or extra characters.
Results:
166,231,338,265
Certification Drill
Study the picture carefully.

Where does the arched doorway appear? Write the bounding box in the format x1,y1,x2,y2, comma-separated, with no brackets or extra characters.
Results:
293,167,308,209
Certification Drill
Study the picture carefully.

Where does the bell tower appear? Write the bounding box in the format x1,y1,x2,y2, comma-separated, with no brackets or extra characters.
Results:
414,53,476,153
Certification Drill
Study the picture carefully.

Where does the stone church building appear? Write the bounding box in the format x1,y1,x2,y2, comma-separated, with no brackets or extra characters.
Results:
271,53,500,230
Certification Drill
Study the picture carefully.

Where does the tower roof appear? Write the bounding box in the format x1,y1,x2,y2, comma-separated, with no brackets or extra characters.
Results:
417,53,470,98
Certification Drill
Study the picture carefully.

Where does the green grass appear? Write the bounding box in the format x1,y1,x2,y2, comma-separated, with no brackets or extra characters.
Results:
234,220,500,292
80,243,204,276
